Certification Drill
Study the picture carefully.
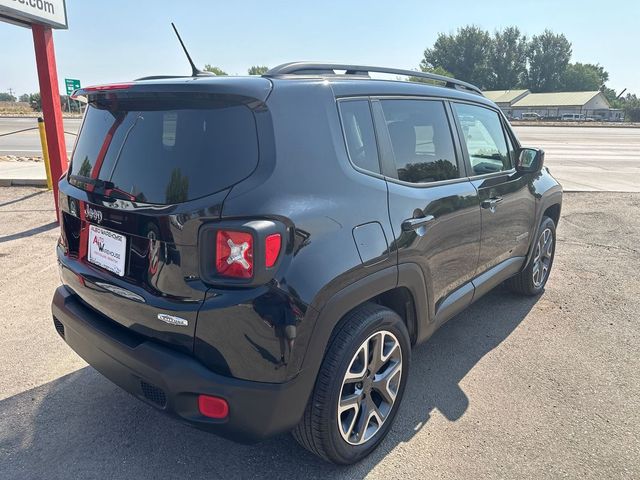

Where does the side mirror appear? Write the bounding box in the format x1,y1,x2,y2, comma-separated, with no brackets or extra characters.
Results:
516,148,544,173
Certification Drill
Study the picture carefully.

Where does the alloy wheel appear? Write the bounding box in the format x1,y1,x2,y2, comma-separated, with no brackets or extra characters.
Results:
532,227,554,288
337,330,403,445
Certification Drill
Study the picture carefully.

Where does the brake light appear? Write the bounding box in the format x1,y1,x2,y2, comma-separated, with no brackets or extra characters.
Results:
216,230,254,278
82,83,133,92
198,395,229,419
265,233,281,268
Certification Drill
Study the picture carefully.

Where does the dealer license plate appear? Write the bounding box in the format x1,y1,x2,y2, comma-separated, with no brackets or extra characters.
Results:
87,224,127,277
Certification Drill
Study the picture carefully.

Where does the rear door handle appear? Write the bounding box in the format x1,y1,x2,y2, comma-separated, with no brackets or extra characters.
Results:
401,215,435,232
481,196,503,210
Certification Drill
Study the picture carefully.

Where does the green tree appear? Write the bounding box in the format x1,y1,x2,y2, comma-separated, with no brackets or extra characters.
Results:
601,86,623,108
203,64,228,75
28,93,41,111
0,92,17,102
399,160,459,183
18,93,30,103
409,66,454,85
248,65,269,75
165,168,189,204
488,27,528,89
561,63,608,91
525,30,572,92
586,63,608,84
421,26,493,88
77,157,92,177
621,94,640,122
60,95,70,112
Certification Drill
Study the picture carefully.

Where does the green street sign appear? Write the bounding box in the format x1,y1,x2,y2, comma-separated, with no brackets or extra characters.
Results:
65,78,81,95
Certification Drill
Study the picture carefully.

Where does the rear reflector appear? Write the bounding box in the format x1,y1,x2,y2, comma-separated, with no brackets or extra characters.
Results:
265,233,282,268
198,395,229,419
215,230,254,278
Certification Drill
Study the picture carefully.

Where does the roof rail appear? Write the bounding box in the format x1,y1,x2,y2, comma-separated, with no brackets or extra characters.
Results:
264,62,483,96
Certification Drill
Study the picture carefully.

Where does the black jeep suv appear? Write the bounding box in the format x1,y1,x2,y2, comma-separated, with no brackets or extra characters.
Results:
52,63,562,464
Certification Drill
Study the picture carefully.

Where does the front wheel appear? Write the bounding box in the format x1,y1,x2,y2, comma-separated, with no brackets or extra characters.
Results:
292,303,411,464
506,216,556,295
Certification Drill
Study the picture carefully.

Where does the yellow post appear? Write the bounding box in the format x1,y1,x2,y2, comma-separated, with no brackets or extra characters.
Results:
37,117,53,190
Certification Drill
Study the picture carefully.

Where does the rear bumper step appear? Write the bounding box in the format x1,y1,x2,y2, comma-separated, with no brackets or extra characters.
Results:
51,285,309,443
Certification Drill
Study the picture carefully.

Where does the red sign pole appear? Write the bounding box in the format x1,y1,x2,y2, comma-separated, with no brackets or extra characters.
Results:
31,23,68,219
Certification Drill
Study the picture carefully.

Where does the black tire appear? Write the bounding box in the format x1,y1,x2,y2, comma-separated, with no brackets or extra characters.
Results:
506,216,556,296
292,303,411,464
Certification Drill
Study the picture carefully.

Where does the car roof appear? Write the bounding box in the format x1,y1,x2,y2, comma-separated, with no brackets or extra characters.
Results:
120,74,497,109
270,76,496,106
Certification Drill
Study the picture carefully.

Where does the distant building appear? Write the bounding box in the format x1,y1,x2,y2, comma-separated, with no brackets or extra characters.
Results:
482,90,530,117
483,90,623,121
510,91,622,121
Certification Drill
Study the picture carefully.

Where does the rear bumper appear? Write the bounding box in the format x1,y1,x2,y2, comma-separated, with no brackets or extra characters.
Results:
51,285,311,443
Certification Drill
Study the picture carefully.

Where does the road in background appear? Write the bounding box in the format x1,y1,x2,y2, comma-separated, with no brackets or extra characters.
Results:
0,117,80,156
1,118,639,191
514,126,640,192
0,188,638,479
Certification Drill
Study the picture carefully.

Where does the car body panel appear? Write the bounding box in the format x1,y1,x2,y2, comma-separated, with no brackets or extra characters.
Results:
52,72,563,443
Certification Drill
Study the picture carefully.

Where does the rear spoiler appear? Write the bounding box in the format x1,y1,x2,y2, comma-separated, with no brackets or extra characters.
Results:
71,78,273,104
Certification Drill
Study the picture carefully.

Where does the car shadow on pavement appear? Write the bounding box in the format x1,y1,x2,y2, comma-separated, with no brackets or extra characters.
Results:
0,285,539,480
0,221,58,244
0,189,48,208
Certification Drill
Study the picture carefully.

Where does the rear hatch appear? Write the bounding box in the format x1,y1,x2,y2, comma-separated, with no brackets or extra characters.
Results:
57,79,270,352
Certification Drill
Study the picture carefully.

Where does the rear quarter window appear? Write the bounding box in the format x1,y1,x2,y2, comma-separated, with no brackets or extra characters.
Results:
338,99,380,174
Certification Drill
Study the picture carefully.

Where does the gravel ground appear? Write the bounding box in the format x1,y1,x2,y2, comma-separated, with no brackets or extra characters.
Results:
0,188,638,479
0,156,42,162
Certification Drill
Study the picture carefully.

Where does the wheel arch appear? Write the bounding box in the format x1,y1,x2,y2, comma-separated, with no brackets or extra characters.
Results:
299,264,429,391
543,202,561,227
524,192,562,269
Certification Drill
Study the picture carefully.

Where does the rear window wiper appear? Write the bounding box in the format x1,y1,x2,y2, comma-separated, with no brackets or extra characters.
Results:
69,175,115,191
68,175,138,202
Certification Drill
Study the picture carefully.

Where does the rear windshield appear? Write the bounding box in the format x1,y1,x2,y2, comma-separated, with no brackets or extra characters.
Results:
69,94,259,204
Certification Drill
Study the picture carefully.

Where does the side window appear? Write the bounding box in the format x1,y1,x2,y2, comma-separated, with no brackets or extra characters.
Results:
453,103,512,175
379,100,459,184
503,124,517,166
338,99,380,174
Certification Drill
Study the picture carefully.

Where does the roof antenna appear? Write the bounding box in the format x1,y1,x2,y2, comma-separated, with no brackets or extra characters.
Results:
171,22,213,77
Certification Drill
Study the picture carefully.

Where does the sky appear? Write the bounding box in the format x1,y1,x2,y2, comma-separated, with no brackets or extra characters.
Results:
1,0,639,97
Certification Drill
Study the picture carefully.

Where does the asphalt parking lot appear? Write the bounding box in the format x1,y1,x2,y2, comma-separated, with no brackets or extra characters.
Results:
0,188,639,479
514,126,640,192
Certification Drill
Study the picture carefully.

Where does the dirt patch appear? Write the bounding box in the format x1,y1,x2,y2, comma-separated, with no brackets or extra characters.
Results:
0,155,42,162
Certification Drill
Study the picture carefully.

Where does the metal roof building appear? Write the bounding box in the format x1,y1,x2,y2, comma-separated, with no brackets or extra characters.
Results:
482,89,530,117
483,89,530,105
510,91,620,120
512,91,607,108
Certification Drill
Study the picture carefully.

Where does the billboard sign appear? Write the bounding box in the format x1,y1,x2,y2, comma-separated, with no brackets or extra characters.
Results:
0,0,67,29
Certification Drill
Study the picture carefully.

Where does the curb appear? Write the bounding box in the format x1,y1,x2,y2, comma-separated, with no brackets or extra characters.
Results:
0,178,48,187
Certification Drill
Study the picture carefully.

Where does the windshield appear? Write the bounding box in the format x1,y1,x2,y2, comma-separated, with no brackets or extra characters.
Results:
69,95,259,204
